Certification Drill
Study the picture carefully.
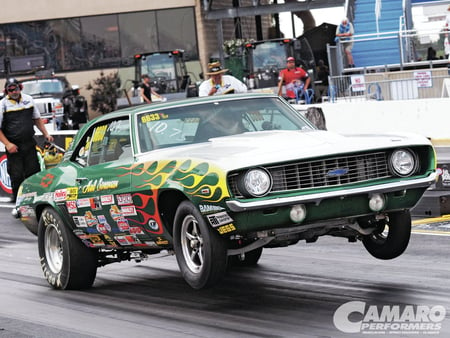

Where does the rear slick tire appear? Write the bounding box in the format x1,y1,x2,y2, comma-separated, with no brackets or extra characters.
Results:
38,207,98,289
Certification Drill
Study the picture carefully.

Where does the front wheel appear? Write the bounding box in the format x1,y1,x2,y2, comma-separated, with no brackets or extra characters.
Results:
362,210,411,260
173,201,227,289
38,207,98,289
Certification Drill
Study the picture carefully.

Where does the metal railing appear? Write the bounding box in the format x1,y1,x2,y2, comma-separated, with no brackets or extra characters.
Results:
326,69,449,102
329,25,450,76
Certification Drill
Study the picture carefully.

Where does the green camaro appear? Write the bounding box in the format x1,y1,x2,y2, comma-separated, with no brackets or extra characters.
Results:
16,94,436,290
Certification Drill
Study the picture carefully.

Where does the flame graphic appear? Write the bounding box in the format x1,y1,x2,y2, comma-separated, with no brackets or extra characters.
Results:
129,192,163,234
118,159,229,203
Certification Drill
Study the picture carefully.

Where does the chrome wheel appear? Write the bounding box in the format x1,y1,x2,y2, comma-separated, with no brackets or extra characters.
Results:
173,201,228,289
180,214,204,274
44,223,63,273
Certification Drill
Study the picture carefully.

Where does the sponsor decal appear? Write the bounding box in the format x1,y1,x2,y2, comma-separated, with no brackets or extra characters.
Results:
333,301,445,335
115,235,141,245
40,173,54,188
130,226,144,235
148,219,159,231
81,178,119,193
88,235,105,247
18,205,35,218
89,197,102,210
96,222,111,234
54,189,68,202
116,217,130,232
77,198,91,208
100,194,114,205
116,193,133,205
84,211,98,227
103,234,118,247
66,187,78,200
110,205,122,220
72,216,88,227
207,211,233,228
121,205,137,216
66,200,78,213
0,155,12,194
216,223,236,234
155,236,169,245
199,204,224,213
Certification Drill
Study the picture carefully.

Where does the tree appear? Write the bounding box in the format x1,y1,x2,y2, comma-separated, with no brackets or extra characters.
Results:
87,71,120,114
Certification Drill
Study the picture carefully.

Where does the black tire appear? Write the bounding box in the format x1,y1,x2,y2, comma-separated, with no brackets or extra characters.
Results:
38,207,98,289
362,210,411,260
173,201,228,289
229,247,263,267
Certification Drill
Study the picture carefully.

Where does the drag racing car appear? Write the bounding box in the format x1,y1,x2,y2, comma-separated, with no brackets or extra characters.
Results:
15,93,436,290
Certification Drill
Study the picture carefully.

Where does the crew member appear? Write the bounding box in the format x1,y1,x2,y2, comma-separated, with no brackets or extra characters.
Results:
0,78,54,203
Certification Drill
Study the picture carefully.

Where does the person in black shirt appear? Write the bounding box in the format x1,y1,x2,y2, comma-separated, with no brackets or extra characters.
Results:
0,78,54,203
140,74,163,103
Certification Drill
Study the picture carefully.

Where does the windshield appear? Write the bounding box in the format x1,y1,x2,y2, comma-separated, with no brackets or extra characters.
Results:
136,97,314,152
22,79,65,95
252,42,287,70
140,53,175,80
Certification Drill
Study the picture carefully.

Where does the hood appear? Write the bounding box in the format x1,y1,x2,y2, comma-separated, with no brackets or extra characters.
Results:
138,130,431,172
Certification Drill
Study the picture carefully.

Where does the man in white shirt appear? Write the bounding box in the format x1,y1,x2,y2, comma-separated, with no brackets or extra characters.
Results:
198,61,247,96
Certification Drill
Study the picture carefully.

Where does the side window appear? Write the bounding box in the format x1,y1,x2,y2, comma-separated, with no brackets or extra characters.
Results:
74,118,131,167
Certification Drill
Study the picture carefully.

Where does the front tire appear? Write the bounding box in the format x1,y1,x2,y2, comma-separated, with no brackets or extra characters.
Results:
362,210,411,260
229,247,263,267
38,207,98,289
173,201,227,289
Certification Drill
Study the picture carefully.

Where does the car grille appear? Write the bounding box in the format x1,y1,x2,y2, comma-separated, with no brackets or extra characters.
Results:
228,151,391,198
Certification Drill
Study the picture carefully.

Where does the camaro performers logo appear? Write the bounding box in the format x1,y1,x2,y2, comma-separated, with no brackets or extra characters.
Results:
333,301,446,335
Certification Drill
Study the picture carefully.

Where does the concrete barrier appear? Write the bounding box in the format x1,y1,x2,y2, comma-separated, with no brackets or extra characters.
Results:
295,97,450,139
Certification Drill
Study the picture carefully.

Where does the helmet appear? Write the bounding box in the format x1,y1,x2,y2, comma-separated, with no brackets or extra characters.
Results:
4,78,22,94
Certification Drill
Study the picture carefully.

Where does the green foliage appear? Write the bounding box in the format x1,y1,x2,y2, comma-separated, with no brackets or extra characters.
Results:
87,72,120,114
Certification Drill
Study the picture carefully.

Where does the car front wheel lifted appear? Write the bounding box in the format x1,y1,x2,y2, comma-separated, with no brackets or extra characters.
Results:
362,210,412,260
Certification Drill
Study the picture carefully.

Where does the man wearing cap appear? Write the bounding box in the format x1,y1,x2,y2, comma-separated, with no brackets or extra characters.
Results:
198,61,247,97
0,78,54,203
277,57,311,100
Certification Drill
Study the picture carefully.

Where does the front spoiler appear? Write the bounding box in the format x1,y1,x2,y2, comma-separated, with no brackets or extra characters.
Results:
226,173,436,212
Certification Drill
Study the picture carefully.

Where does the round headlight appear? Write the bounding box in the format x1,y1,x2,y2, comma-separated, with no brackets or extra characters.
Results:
389,149,418,177
239,168,272,197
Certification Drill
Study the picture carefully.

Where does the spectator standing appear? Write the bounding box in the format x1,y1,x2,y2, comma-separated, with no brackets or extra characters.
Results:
198,61,247,97
277,57,311,100
445,5,450,59
335,17,355,67
140,74,164,103
0,78,54,203
315,59,330,102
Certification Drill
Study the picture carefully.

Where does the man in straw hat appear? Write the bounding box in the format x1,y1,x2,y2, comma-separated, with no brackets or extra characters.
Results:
198,61,247,96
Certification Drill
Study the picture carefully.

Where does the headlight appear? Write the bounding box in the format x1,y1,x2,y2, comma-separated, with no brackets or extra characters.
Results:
238,168,272,197
389,149,418,177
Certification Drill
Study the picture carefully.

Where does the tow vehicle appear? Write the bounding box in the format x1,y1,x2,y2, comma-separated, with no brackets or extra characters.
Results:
117,49,198,108
241,37,316,95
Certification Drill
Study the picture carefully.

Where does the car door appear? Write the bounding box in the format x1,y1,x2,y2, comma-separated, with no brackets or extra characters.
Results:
69,116,151,248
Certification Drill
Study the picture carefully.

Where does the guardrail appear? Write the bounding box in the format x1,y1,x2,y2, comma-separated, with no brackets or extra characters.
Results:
326,69,449,102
